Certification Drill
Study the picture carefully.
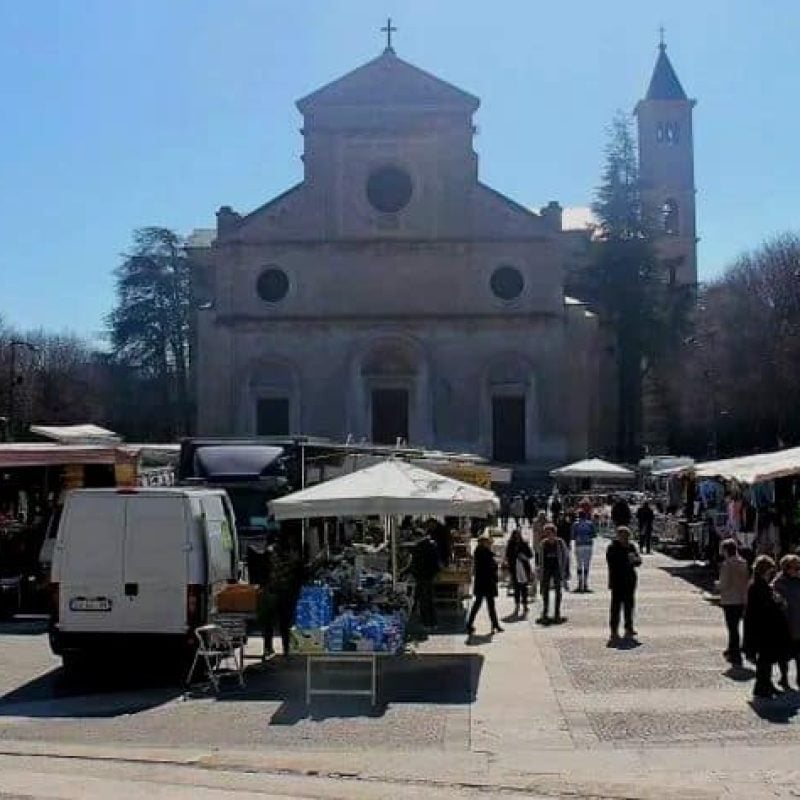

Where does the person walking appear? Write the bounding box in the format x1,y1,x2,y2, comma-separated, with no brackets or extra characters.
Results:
717,538,750,667
537,523,570,625
549,493,563,522
606,526,642,643
524,492,538,527
611,495,632,529
467,533,503,635
636,501,655,554
499,493,510,531
505,528,533,617
572,508,597,592
531,510,548,599
510,494,525,529
744,555,790,698
772,554,800,690
557,511,575,590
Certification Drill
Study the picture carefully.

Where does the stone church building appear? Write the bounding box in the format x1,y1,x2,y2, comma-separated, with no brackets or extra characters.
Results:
189,38,695,468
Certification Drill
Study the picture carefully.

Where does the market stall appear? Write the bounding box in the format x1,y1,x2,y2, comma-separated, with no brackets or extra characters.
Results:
550,458,635,492
682,447,800,559
266,459,499,704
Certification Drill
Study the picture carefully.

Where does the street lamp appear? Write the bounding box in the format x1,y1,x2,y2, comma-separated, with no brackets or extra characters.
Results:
5,340,39,442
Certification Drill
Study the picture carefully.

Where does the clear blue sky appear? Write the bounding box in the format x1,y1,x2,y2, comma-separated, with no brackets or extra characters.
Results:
2,0,798,339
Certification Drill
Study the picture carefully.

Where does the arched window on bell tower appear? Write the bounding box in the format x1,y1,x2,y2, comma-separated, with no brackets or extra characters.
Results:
662,199,679,235
635,36,697,285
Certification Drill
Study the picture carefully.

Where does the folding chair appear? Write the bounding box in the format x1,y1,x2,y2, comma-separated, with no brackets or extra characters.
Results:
185,623,245,691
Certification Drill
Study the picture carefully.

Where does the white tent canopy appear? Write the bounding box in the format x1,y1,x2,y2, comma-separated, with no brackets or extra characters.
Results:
550,457,634,480
692,446,800,485
269,459,499,520
30,424,120,444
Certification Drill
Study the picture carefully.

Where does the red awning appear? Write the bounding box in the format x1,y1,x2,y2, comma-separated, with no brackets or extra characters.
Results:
0,444,119,468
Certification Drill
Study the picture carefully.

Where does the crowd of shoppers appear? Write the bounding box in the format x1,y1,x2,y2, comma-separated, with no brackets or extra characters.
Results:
468,493,644,641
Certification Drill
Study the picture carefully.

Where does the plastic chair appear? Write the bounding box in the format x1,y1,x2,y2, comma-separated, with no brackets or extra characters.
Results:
185,623,245,691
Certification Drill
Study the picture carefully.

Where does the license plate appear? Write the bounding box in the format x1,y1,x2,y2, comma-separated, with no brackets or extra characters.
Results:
69,596,113,612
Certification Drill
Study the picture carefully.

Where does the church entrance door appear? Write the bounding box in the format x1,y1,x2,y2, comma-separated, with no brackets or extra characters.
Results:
257,397,290,436
492,396,525,463
371,388,409,445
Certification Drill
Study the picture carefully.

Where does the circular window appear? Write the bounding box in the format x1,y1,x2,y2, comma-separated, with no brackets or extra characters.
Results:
366,166,413,213
256,268,289,303
490,266,524,301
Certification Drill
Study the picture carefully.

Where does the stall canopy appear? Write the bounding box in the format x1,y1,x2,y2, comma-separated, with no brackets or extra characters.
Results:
550,458,634,480
29,424,121,444
691,446,800,485
269,459,499,520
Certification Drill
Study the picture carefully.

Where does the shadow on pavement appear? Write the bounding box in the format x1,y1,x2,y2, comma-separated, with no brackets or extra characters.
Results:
207,652,484,723
723,665,756,682
0,617,49,637
658,563,716,594
749,691,800,724
606,637,643,651
0,661,184,719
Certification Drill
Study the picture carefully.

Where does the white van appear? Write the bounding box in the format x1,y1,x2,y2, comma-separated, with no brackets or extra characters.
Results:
49,487,239,667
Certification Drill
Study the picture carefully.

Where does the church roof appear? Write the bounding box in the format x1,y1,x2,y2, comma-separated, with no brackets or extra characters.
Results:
297,49,479,113
645,44,688,101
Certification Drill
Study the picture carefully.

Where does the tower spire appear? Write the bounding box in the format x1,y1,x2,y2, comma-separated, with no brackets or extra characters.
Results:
644,33,687,100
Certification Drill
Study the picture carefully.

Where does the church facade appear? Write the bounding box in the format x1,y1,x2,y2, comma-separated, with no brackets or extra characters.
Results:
189,40,695,468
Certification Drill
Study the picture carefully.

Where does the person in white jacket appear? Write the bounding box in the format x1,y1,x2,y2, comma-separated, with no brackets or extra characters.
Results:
717,538,750,667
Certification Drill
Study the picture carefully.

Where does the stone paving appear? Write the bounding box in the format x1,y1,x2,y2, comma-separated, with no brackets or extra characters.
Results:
3,538,800,797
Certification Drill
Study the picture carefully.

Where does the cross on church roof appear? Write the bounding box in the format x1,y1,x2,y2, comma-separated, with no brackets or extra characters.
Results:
381,17,397,53
658,25,666,50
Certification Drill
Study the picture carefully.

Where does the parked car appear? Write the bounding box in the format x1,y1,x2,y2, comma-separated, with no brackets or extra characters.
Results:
49,487,239,671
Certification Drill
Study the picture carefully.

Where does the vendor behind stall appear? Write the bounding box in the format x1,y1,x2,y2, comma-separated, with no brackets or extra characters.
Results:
410,527,441,629
258,531,303,658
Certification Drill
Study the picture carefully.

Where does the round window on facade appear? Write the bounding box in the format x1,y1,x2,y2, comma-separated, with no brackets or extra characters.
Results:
490,266,524,301
366,166,413,213
256,267,290,303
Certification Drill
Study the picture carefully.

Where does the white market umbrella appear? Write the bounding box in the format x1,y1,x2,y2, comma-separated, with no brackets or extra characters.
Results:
269,458,499,520
550,458,634,480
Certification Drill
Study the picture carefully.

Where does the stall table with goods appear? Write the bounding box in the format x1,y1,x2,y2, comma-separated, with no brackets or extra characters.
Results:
269,459,499,705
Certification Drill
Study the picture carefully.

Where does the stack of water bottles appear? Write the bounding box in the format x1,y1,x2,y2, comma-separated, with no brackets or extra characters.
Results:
293,585,334,631
322,609,405,654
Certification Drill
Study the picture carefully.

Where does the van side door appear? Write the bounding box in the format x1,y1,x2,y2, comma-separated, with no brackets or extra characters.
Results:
200,494,237,614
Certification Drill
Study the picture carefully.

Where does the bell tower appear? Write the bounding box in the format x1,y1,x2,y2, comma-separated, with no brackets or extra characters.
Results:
635,36,697,285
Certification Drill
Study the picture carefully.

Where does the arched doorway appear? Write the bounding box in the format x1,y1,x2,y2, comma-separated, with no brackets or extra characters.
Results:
361,343,417,445
244,359,299,436
484,355,536,463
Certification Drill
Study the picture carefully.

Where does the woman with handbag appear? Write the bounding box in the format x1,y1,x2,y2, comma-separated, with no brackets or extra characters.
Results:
505,528,533,617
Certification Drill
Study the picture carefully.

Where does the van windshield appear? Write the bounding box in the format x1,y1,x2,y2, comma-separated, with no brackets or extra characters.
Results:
224,487,279,534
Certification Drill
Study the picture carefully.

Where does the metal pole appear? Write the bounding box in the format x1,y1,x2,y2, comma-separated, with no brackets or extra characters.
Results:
6,341,17,442
300,442,307,556
390,516,398,588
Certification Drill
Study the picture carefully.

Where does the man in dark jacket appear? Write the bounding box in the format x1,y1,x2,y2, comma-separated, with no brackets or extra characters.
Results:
636,501,655,554
606,526,641,642
467,533,503,635
411,529,441,628
745,555,789,698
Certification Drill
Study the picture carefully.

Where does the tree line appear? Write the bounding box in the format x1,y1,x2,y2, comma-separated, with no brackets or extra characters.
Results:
1,227,193,442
